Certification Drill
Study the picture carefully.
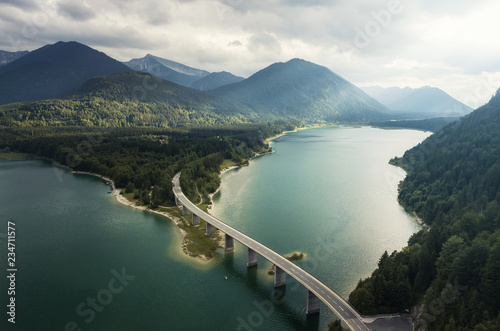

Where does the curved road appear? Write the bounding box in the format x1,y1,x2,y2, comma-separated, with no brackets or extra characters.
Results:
173,172,369,331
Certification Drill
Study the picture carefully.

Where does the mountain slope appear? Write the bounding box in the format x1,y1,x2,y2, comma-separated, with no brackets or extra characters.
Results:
349,89,500,330
124,54,210,87
191,71,245,91
71,71,236,109
361,86,414,106
0,50,29,66
362,86,473,119
0,71,253,127
0,41,131,105
211,58,388,122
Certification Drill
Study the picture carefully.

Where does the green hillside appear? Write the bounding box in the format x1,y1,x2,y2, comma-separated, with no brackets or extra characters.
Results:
349,90,500,330
0,46,394,127
0,72,255,127
191,71,245,91
211,58,389,122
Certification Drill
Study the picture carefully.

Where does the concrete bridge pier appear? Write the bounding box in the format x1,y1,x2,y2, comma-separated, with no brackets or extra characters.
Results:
224,234,234,250
247,248,258,267
306,290,320,314
206,222,214,236
274,266,286,287
182,205,189,216
174,196,181,206
192,214,200,225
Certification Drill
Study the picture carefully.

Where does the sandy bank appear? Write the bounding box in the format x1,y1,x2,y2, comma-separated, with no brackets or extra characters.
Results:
72,171,212,261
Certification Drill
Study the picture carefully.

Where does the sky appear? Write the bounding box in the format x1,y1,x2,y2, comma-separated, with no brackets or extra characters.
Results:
1,0,499,108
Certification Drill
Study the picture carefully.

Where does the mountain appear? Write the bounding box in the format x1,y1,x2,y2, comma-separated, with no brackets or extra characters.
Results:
349,89,500,330
0,71,252,127
0,50,29,66
362,86,473,119
211,58,388,122
71,71,230,107
191,71,244,91
124,54,210,88
0,41,131,105
361,86,414,106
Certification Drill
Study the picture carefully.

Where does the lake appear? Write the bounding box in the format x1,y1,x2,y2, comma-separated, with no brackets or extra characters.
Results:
0,127,430,330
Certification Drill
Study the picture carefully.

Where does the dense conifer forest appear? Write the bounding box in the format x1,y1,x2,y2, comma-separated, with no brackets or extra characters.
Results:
349,91,500,330
0,122,295,206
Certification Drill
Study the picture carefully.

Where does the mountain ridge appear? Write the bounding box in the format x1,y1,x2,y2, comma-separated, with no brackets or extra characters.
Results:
0,50,29,66
362,85,473,119
211,58,389,122
124,54,246,91
0,41,131,105
123,54,210,88
192,71,245,91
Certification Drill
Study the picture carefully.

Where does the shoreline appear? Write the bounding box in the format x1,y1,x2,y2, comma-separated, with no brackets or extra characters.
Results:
71,170,213,262
37,126,309,263
264,124,329,144
208,125,322,215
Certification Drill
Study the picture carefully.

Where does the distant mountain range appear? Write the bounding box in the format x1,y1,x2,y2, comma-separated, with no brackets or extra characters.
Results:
0,50,29,66
211,58,388,122
68,59,389,124
362,86,473,119
0,41,390,124
2,40,475,126
71,59,390,124
0,41,131,105
190,71,244,91
124,54,244,91
124,54,209,87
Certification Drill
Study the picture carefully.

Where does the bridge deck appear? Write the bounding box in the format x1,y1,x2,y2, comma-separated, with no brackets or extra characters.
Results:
173,172,369,331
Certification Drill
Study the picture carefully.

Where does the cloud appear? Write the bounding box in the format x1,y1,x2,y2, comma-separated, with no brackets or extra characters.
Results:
248,33,282,54
279,0,337,6
228,40,242,47
0,0,41,11
418,0,493,15
0,0,499,105
57,1,95,21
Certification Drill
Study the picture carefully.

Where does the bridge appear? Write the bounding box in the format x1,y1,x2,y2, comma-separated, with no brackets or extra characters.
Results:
173,172,369,331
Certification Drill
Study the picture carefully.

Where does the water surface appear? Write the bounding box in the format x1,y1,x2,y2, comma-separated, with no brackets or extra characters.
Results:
0,127,430,330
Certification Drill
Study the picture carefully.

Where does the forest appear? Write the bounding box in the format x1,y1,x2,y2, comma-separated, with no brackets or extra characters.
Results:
2,65,500,329
0,71,262,128
370,117,461,133
349,91,500,330
0,122,295,207
0,71,302,205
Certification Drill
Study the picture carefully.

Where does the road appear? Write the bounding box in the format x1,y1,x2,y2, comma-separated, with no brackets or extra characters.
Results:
173,172,369,331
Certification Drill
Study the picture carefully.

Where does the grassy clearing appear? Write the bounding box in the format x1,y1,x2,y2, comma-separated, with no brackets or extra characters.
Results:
168,206,221,259
220,159,237,171
121,190,145,206
122,191,135,202
123,190,220,259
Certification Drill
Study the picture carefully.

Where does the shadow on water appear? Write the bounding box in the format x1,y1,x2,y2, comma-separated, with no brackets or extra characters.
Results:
219,250,323,330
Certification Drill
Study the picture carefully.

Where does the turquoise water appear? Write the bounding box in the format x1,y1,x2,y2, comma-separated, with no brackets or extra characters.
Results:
213,127,430,300
0,127,430,330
